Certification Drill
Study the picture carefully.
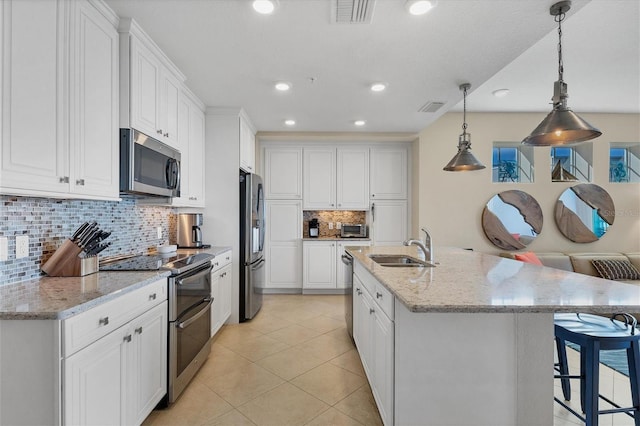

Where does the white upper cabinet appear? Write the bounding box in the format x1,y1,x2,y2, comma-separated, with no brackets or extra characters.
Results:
303,146,369,210
119,18,185,149
337,147,369,209
263,147,303,199
1,0,120,200
239,113,256,173
370,147,408,200
304,148,336,209
370,200,408,246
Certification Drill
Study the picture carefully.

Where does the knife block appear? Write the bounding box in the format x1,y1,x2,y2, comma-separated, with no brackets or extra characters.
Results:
41,239,99,277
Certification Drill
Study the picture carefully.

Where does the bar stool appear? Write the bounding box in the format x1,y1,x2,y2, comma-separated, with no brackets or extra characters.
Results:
554,313,640,426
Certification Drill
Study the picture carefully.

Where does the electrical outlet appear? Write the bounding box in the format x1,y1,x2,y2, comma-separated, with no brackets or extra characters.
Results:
16,235,29,259
0,237,8,261
157,226,163,239
336,222,342,229
328,222,334,230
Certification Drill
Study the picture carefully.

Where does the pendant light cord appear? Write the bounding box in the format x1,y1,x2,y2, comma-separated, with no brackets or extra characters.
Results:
462,86,468,135
556,10,565,82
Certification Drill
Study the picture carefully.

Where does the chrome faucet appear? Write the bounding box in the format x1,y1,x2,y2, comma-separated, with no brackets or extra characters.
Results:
403,227,434,263
421,227,434,263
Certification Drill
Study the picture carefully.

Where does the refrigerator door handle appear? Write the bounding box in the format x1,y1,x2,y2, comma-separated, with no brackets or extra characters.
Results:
257,183,265,252
250,258,266,271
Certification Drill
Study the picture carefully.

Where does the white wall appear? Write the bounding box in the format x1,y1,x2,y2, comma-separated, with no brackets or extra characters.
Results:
416,112,640,254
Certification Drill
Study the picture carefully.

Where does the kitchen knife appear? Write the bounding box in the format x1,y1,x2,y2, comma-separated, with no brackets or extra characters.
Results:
76,222,98,245
71,222,89,241
88,242,111,256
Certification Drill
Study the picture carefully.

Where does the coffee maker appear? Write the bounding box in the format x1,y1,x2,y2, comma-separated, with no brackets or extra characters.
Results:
309,219,319,238
177,213,205,248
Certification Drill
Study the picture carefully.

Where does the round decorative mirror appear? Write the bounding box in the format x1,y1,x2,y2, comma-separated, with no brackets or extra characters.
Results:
482,190,543,250
555,183,615,243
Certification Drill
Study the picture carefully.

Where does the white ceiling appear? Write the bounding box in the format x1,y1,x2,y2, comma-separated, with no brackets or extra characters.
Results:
104,0,639,134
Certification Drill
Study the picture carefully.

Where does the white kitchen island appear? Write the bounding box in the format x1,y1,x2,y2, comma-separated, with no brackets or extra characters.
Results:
347,246,640,426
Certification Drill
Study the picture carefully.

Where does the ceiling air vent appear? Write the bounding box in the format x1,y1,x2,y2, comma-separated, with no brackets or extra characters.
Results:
418,101,445,113
332,0,376,24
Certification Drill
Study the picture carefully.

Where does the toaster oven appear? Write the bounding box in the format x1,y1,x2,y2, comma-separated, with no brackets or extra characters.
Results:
341,224,367,238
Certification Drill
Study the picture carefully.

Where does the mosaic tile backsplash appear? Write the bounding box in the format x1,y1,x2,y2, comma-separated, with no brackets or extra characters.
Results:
0,195,176,285
303,210,367,238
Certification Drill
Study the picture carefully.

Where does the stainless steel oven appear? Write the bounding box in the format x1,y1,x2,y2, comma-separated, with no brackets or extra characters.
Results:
168,261,213,403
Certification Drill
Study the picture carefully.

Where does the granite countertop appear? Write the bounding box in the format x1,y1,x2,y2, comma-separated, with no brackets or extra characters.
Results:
347,246,640,314
0,246,232,320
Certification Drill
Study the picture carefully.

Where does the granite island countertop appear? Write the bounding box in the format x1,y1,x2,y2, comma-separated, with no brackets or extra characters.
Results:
347,246,640,314
0,246,232,320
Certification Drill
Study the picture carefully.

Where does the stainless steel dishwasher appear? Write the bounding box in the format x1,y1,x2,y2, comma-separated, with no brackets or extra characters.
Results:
341,252,354,339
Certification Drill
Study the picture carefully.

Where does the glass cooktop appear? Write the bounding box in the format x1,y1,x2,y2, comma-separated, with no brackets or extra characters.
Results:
100,253,213,273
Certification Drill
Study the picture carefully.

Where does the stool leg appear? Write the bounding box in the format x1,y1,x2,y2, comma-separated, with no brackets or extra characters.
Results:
584,340,600,426
556,337,571,400
627,341,640,426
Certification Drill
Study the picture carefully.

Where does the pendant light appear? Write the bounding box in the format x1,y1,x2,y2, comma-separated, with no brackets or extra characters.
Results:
522,0,601,146
443,83,486,172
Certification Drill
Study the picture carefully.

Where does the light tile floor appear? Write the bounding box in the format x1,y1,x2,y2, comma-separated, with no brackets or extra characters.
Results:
143,294,638,425
143,294,383,426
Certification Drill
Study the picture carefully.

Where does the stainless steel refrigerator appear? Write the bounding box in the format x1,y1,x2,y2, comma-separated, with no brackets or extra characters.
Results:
239,172,265,321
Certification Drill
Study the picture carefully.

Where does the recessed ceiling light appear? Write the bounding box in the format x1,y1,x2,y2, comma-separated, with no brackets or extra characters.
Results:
275,82,291,91
253,0,278,14
405,0,437,16
354,120,366,127
492,88,510,98
284,119,296,126
370,83,387,92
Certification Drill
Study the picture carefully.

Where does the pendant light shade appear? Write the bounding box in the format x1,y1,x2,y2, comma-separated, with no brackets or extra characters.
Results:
443,83,486,172
522,1,602,146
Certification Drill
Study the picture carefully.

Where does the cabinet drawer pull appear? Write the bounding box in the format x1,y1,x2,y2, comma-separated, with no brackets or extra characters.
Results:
99,317,109,326
59,176,69,183
164,132,169,138
123,334,132,343
76,179,85,186
149,293,157,300
376,292,382,299
369,308,375,315
135,327,143,334
157,129,163,135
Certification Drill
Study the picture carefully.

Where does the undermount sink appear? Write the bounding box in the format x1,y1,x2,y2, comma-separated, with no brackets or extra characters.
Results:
368,254,435,268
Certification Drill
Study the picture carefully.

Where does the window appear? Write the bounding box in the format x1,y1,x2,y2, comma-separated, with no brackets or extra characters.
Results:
609,142,640,183
492,143,534,183
550,144,592,182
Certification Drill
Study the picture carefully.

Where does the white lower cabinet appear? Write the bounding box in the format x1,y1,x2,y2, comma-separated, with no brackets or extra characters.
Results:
353,264,394,426
265,200,302,290
64,301,167,425
303,240,371,292
210,250,232,337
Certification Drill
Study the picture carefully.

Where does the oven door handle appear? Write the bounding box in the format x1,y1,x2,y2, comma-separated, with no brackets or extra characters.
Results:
176,264,213,286
176,298,212,329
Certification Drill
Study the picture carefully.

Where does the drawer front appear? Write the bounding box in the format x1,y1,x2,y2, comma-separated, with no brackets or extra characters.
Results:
211,250,232,272
63,278,167,357
354,262,394,320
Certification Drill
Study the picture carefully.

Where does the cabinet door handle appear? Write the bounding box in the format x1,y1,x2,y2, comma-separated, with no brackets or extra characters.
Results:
371,203,375,221
123,334,132,343
149,293,157,300
369,308,375,315
99,317,109,326
157,129,163,135
76,179,85,186
376,292,382,299
164,132,169,138
357,289,362,295
135,327,143,334
59,176,69,183
371,194,375,198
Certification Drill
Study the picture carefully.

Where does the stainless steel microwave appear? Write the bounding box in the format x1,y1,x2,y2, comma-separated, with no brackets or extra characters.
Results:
120,129,181,197
341,224,367,238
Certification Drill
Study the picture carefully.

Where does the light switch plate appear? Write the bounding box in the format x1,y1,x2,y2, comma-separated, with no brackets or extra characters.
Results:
157,226,163,239
328,222,334,230
0,237,8,261
16,235,29,259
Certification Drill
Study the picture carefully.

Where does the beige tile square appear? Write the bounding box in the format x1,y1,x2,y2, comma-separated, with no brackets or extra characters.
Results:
334,386,383,426
202,409,257,426
257,347,326,381
305,407,363,426
245,312,295,334
291,363,366,405
237,383,329,426
208,363,285,407
329,349,366,377
143,379,233,425
216,324,264,348
266,324,323,345
300,315,346,333
198,344,254,382
221,334,290,362
324,326,355,347
296,333,355,362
